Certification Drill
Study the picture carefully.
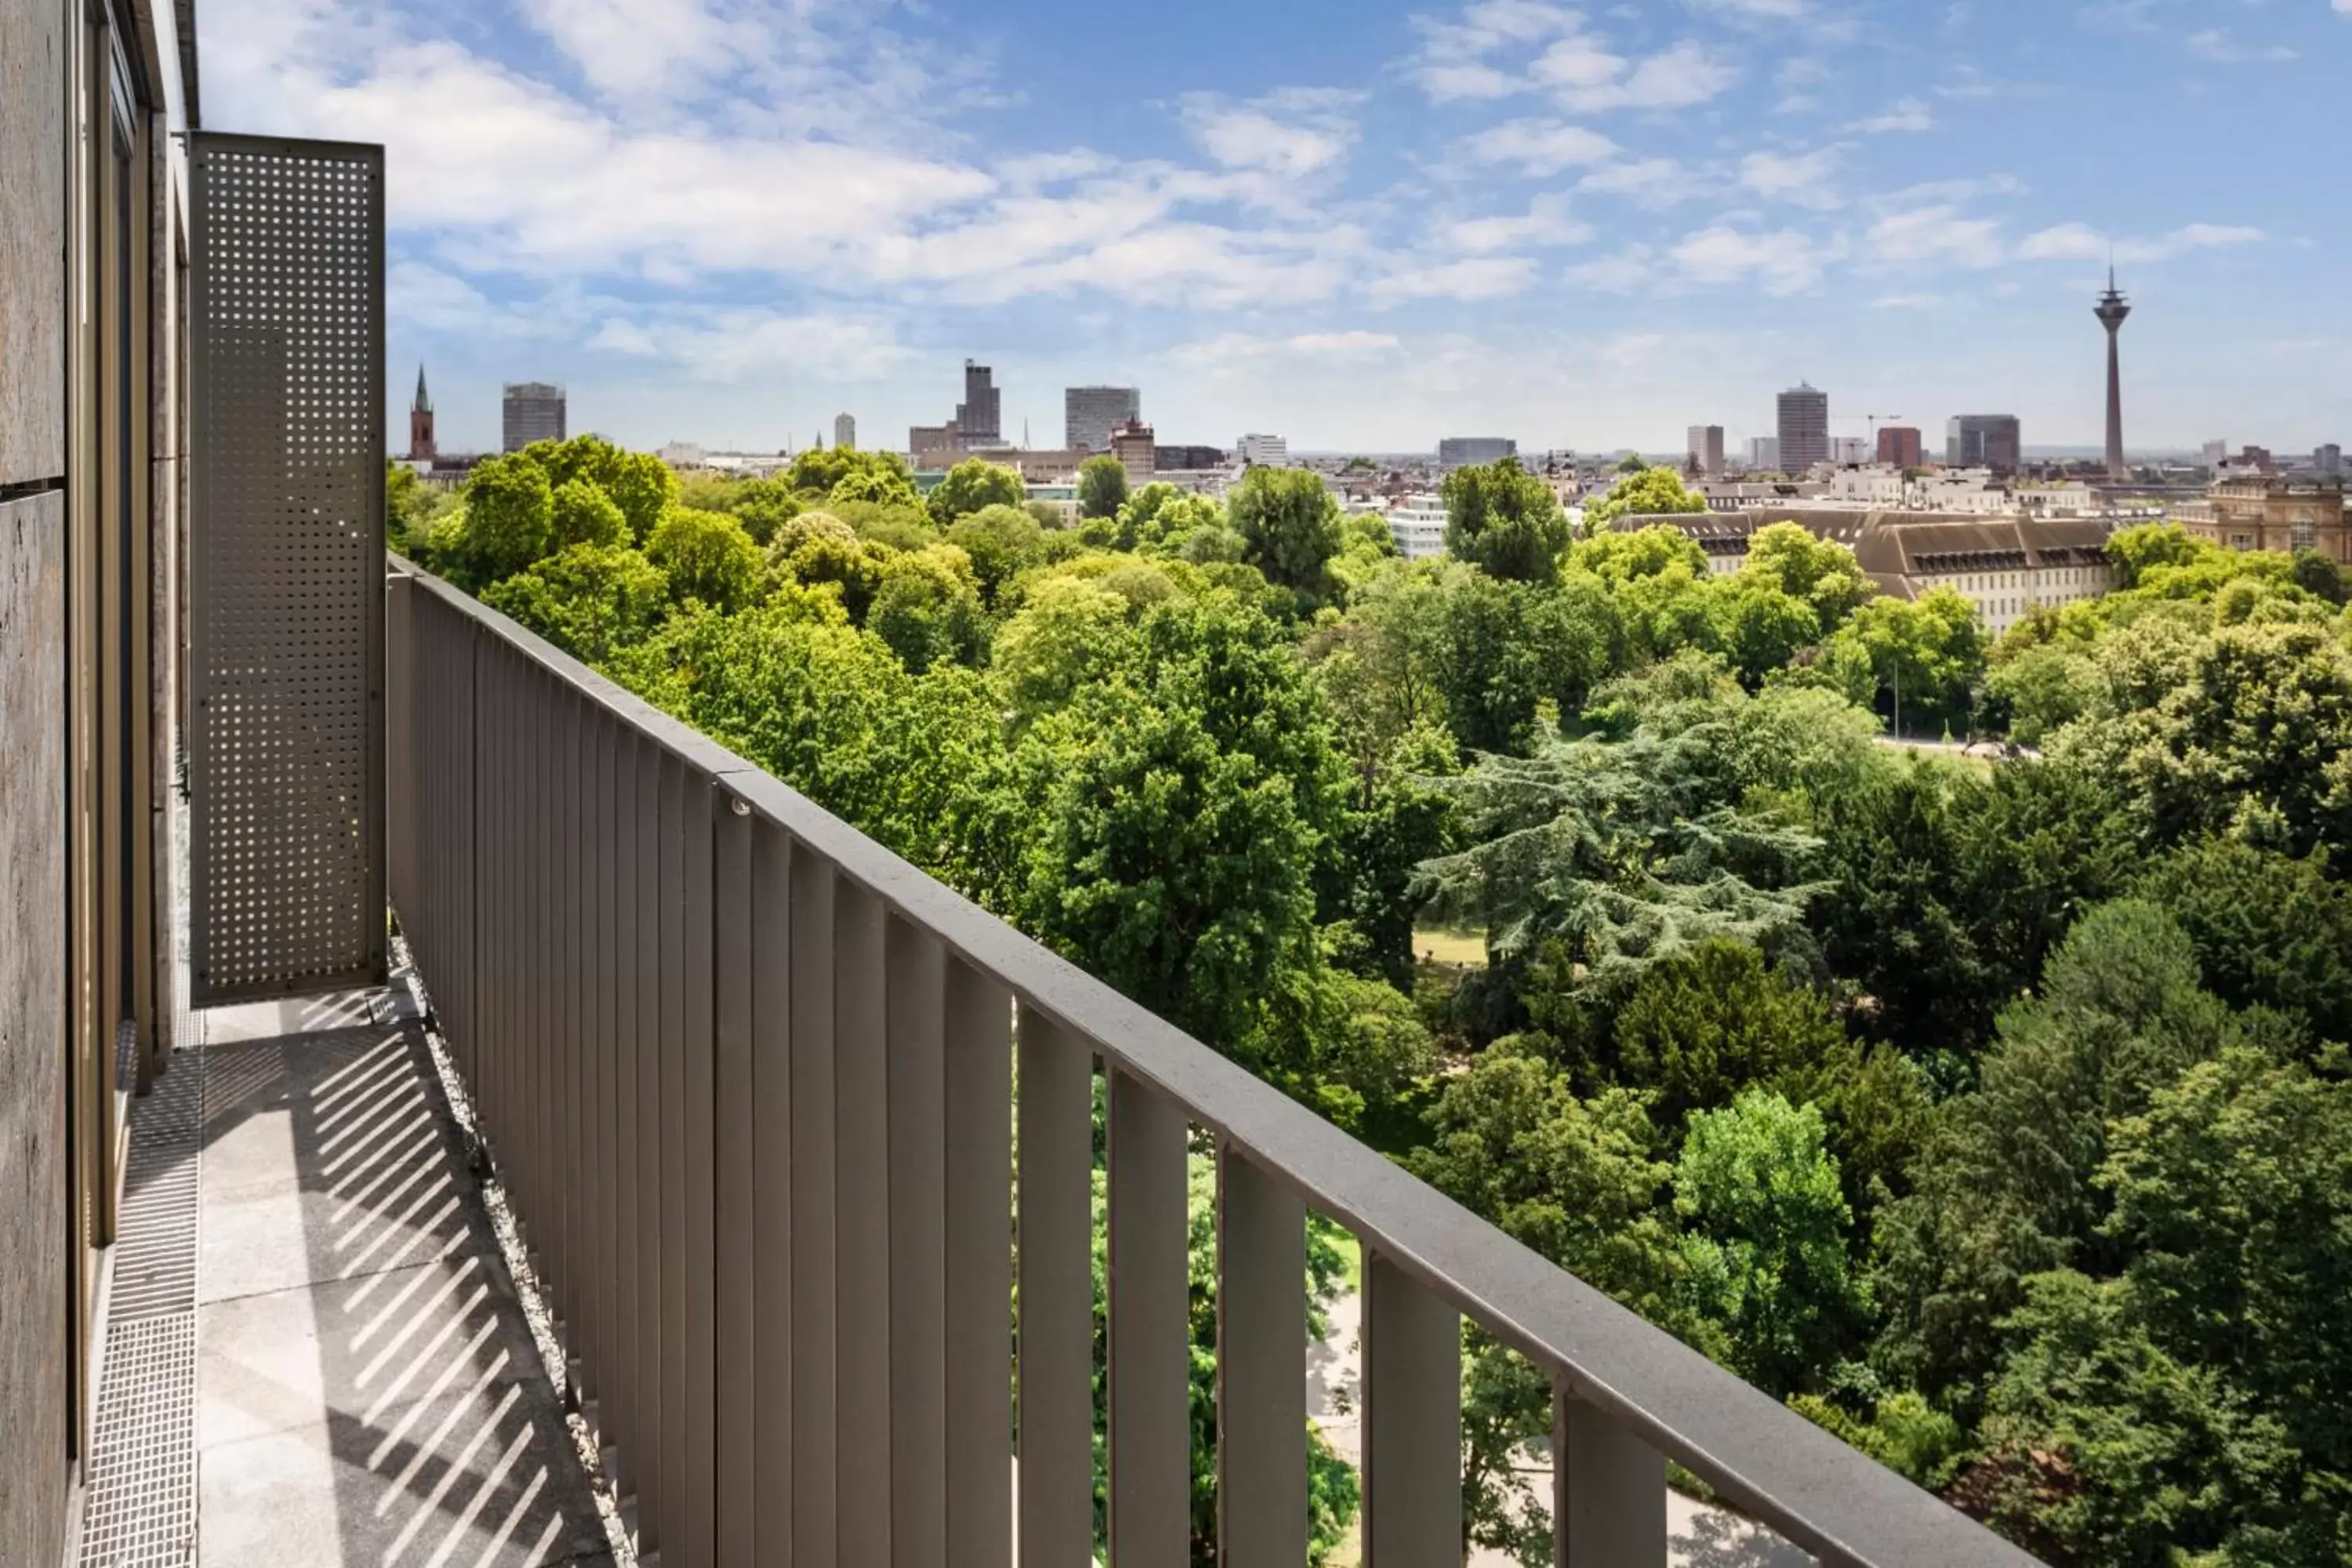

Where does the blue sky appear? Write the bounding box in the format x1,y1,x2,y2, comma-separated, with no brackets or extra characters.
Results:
202,0,2350,456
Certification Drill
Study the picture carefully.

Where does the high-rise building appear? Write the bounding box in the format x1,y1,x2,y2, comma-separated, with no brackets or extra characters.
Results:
1748,436,1782,472
1777,383,1829,473
1065,386,1140,453
1945,414,2023,474
2314,444,2342,477
1686,425,1725,481
502,381,566,452
956,360,1002,446
408,364,435,461
1831,436,1871,466
2095,267,2131,480
835,412,856,451
1238,433,1289,467
1109,417,1156,487
1877,426,1922,468
1439,436,1515,468
2201,439,2229,468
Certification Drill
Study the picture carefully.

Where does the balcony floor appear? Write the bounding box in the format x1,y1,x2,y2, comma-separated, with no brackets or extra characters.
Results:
85,982,616,1568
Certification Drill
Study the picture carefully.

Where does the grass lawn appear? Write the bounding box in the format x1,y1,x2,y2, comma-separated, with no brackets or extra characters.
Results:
1413,925,1488,968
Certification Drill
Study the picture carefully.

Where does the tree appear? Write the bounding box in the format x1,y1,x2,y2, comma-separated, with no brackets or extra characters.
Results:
1609,938,1851,1133
1828,587,1987,737
785,445,913,501
2053,620,2352,861
944,503,1045,607
827,465,921,512
1018,691,1322,1054
1584,466,1708,528
1076,453,1129,519
548,477,626,550
2106,521,2204,589
867,545,988,673
1227,466,1344,604
1441,456,1571,583
481,543,668,664
1868,901,2254,1406
1674,1092,1864,1397
2134,836,2352,1045
927,457,1025,526
1711,577,1824,688
2291,547,2349,607
993,576,1140,722
646,506,761,612
1740,521,1875,633
461,452,556,583
731,476,805,544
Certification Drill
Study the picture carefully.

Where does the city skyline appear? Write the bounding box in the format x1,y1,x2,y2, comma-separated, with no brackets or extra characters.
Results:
217,0,2352,456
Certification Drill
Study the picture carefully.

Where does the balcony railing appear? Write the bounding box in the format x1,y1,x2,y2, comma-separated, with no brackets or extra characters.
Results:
385,561,2038,1567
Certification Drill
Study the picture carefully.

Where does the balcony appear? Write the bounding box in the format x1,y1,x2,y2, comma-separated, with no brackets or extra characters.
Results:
85,560,2038,1566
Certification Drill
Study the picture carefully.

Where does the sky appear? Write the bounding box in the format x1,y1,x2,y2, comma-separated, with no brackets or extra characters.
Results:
200,0,2352,457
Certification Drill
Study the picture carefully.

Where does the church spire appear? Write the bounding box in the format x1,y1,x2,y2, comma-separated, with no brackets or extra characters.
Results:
412,363,433,416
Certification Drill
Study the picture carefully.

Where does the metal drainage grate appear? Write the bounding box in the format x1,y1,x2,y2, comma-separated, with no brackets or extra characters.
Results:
78,1314,198,1566
107,1060,204,1322
79,1051,203,1567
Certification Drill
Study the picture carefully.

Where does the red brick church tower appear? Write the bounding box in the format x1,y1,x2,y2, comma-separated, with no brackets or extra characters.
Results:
408,363,436,461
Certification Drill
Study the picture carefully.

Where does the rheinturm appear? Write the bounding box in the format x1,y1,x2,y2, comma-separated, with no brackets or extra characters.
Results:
2095,267,2130,480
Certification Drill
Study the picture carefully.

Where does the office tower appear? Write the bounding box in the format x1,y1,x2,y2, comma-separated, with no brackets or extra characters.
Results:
2201,439,2228,468
1686,424,1725,481
835,412,855,450
1237,433,1289,467
1945,414,2023,474
2095,267,2131,480
2315,444,2342,477
1777,383,1828,472
956,360,1002,446
1438,437,1516,467
502,382,566,452
1831,436,1871,466
1109,418,1156,486
1876,425,1922,468
1749,436,1782,472
1065,386,1141,453
408,364,435,461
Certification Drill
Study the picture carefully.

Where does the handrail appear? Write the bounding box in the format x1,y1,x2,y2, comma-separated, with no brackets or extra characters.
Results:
387,556,2040,1567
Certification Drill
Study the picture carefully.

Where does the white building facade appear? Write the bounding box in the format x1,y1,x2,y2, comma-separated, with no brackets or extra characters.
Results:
1386,498,1449,560
1238,433,1290,467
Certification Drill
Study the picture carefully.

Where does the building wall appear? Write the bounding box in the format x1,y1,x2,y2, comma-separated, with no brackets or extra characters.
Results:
0,490,68,1568
0,0,70,1555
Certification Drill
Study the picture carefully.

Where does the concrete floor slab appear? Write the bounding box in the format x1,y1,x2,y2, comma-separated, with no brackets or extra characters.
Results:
180,995,612,1566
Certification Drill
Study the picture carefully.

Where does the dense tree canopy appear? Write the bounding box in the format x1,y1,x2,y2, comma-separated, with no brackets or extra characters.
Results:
402,437,2352,1564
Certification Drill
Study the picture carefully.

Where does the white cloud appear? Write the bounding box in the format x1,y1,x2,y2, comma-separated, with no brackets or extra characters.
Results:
518,0,731,100
1864,204,2007,267
1406,5,1733,111
1559,39,1739,111
1847,96,1933,132
1419,60,1524,100
1367,255,1544,303
1181,90,1362,178
2019,221,2266,263
1445,194,1595,252
1739,145,1844,209
2185,28,2298,62
1869,292,1944,310
1565,245,1657,292
1167,330,1406,369
1700,0,1807,16
1531,33,1628,89
1578,158,1699,203
1669,227,1830,293
1458,118,1621,173
586,318,660,355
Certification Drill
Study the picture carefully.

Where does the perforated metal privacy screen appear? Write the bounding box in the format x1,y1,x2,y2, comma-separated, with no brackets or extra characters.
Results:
189,134,387,1005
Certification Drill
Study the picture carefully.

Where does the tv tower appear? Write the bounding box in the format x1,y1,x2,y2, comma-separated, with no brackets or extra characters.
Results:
2095,264,2131,481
